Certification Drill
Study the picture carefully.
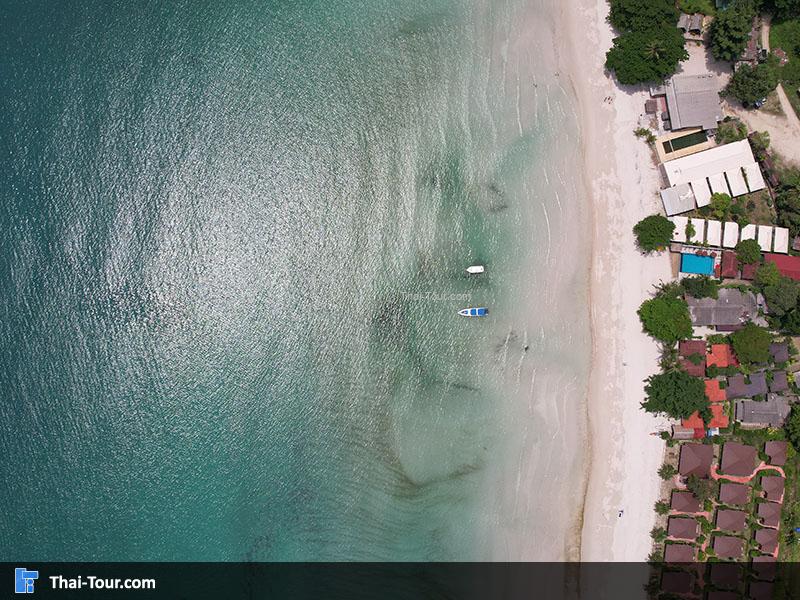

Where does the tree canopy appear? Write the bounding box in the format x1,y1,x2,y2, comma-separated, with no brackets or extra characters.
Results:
730,322,772,364
642,370,708,419
787,404,800,452
723,63,779,106
767,0,800,20
755,261,782,287
605,25,689,85
763,278,800,316
608,0,679,33
638,296,693,344
710,0,756,62
710,193,732,219
633,214,675,252
681,275,719,299
735,238,762,264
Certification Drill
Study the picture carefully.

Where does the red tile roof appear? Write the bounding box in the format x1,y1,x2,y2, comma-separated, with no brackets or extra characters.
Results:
765,253,800,280
709,403,729,428
705,379,726,402
720,250,739,278
707,344,737,368
741,262,757,280
682,411,705,429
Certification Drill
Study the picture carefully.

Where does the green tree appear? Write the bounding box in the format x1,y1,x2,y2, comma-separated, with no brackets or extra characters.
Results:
650,526,668,542
715,119,748,145
642,370,709,419
787,404,800,452
681,275,719,299
736,238,762,264
686,475,714,502
776,187,800,238
633,214,675,252
655,500,671,515
755,261,782,287
750,131,770,159
608,0,679,32
768,0,800,20
764,278,800,317
658,463,678,479
638,296,693,344
723,63,780,106
605,26,689,85
710,192,732,219
710,0,756,62
730,322,772,364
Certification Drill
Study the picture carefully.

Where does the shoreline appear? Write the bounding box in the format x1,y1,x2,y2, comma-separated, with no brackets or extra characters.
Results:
558,0,673,563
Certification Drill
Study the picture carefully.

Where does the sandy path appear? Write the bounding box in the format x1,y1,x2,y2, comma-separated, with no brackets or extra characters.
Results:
558,0,672,566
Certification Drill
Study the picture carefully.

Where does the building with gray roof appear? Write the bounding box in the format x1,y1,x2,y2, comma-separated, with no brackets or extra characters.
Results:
660,183,696,216
686,289,766,328
735,394,793,428
726,371,768,399
665,74,723,131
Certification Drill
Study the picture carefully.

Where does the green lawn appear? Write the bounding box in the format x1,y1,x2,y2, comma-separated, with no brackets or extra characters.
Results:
678,0,716,15
770,19,800,119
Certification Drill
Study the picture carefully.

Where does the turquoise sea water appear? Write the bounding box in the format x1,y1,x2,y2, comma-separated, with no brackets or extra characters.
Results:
1,1,589,560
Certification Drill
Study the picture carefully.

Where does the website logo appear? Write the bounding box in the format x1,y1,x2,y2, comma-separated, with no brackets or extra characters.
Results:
15,568,39,594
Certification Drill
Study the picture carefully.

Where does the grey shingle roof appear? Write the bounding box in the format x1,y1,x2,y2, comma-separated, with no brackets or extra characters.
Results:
769,371,788,392
770,342,789,363
686,289,763,327
735,395,793,427
726,371,768,399
665,74,723,131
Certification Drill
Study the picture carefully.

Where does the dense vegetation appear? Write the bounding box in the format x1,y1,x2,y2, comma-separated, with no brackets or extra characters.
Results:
681,275,719,299
723,62,780,106
638,296,694,344
787,404,800,451
770,16,800,118
715,119,748,144
735,238,762,264
642,370,709,419
679,0,717,14
730,322,773,364
606,1,687,84
765,0,800,20
710,0,757,62
633,214,675,251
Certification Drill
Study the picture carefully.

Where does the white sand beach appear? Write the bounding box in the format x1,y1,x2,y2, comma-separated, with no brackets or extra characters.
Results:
558,0,674,561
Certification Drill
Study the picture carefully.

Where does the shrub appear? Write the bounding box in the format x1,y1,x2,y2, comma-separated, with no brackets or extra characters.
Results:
754,261,781,288
724,63,779,107
786,404,800,452
658,463,678,480
730,322,772,364
634,127,656,144
650,526,668,542
655,500,671,515
710,0,756,62
638,296,693,344
642,370,709,419
682,275,719,299
715,120,748,145
633,214,675,252
735,238,762,264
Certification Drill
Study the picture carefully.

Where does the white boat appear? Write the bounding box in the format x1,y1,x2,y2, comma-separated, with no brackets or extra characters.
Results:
458,307,488,317
466,265,485,274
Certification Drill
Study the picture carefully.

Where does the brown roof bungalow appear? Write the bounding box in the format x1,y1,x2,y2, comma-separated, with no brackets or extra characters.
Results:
719,482,750,505
769,370,789,393
770,341,789,364
679,339,706,377
754,527,779,554
708,592,740,600
671,490,701,512
749,581,775,600
709,562,742,589
679,443,714,478
664,543,696,563
661,571,694,595
668,517,698,540
715,509,747,532
764,440,788,467
751,555,777,581
713,535,744,559
720,442,757,477
720,250,738,279
725,372,768,399
757,501,782,528
761,476,785,502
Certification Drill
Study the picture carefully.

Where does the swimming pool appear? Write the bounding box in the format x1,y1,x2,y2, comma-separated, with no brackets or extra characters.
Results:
662,130,708,154
681,253,715,275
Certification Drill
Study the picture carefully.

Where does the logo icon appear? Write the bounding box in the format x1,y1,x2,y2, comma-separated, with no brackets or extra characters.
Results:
15,568,38,594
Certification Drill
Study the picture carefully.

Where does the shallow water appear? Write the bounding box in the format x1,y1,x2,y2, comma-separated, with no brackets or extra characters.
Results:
0,0,590,560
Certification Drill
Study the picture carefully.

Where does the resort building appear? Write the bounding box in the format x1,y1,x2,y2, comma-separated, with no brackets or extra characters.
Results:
664,543,695,563
761,476,785,503
661,572,694,595
668,219,789,253
735,395,792,428
659,140,766,215
758,501,782,528
709,563,741,589
764,441,788,466
754,528,779,555
663,74,722,131
726,372,768,399
671,490,701,512
667,517,698,540
713,535,744,559
715,509,747,533
719,442,757,476
685,289,766,328
719,482,749,505
770,341,789,363
678,443,713,478
764,253,800,280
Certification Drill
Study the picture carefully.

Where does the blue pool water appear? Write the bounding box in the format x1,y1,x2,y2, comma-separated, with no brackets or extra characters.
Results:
681,253,715,275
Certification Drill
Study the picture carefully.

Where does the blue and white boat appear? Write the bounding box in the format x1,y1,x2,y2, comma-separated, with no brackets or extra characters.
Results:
458,307,488,317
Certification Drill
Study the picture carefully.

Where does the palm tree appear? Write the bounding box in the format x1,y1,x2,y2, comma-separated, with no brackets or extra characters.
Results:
645,39,665,60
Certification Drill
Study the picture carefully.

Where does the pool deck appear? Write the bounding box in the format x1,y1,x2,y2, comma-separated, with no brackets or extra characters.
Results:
654,127,714,164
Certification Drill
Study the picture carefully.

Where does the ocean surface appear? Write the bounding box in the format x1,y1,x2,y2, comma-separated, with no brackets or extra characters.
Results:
0,1,591,560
